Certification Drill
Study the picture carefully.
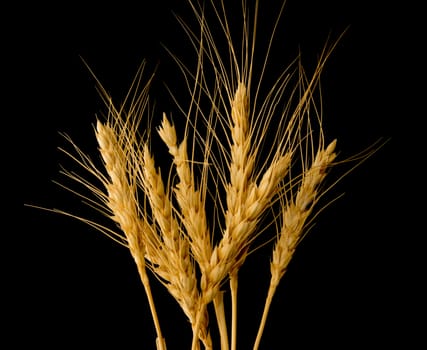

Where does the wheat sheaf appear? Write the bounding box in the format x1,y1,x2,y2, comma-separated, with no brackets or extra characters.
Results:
29,0,384,349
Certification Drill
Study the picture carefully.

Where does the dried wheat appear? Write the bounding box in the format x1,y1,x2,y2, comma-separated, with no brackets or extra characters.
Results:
26,1,386,349
95,120,167,350
157,113,213,274
253,139,338,350
140,143,212,350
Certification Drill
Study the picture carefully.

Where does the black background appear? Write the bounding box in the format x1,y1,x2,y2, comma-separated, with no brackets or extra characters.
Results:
20,0,423,349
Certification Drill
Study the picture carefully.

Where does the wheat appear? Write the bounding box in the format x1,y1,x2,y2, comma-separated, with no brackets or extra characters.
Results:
139,142,212,350
95,121,143,258
27,0,386,349
253,139,338,350
157,113,213,274
95,120,167,350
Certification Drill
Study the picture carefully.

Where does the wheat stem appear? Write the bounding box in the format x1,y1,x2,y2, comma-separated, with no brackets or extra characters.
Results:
252,281,276,350
213,292,229,350
229,272,238,350
192,303,207,350
139,265,167,350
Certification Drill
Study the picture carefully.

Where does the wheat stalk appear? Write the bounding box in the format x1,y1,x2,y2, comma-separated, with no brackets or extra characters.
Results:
253,139,338,350
139,142,212,350
95,119,167,350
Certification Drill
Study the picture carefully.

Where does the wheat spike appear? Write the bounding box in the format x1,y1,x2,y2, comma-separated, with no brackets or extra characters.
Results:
140,143,212,350
274,139,337,286
95,120,167,350
253,139,338,350
157,113,213,274
95,121,144,255
199,82,291,306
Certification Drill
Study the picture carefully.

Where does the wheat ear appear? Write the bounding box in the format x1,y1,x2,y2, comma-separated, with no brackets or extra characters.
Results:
95,121,166,350
192,82,292,350
157,113,217,349
253,139,337,350
140,143,212,350
223,81,252,350
157,113,213,273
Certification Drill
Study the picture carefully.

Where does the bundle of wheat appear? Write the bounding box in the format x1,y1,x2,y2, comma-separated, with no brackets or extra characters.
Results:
28,1,384,349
